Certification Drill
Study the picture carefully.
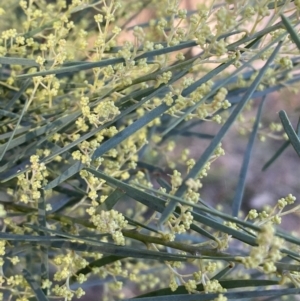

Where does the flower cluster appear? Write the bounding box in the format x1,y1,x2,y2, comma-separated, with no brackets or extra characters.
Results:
76,96,120,130
237,223,283,274
87,208,128,245
245,194,297,226
16,155,49,207
50,251,90,300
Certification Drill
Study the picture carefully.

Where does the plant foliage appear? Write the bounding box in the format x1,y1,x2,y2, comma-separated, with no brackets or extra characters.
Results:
0,0,300,301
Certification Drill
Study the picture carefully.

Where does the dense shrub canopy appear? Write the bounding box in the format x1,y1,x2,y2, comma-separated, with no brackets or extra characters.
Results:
0,1,300,300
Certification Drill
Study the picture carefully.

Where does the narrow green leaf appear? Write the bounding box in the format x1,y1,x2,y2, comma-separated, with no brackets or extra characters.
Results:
126,288,300,301
48,196,82,214
43,161,85,190
4,78,31,110
296,116,300,136
232,96,266,216
59,241,195,261
124,216,160,233
268,0,293,9
0,109,19,118
136,161,167,175
262,140,289,171
97,188,125,211
156,177,171,191
159,40,283,226
0,232,67,242
0,125,31,140
160,128,214,140
192,212,257,246
276,262,300,273
279,110,300,156
22,269,49,301
6,229,194,262
23,225,196,261
212,263,235,280
281,14,300,50
0,97,29,162
70,255,124,283
134,279,279,299
92,103,168,159
228,20,283,50
189,223,218,243
0,111,81,182
0,57,41,67
38,189,49,295
0,111,79,155
17,41,197,79
85,167,166,213
0,57,84,68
